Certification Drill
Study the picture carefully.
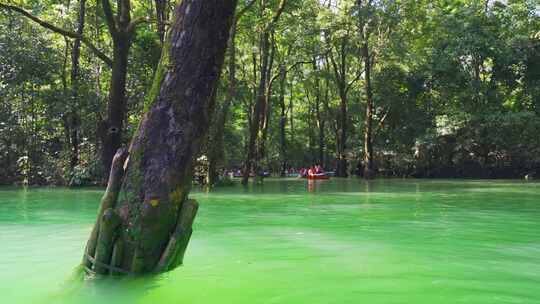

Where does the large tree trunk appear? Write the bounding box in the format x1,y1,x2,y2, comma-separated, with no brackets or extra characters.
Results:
83,0,236,276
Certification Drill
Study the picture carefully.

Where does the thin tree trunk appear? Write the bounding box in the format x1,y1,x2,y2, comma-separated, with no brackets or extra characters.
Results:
278,65,287,176
362,40,374,179
99,33,131,179
358,0,375,179
207,17,238,186
313,60,325,166
336,89,348,177
241,45,259,185
328,42,350,178
289,85,294,143
83,0,236,276
244,29,269,184
98,0,143,181
242,0,287,185
68,0,86,170
154,0,168,44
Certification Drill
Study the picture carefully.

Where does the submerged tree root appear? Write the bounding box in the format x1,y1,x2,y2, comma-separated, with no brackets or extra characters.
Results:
82,148,198,277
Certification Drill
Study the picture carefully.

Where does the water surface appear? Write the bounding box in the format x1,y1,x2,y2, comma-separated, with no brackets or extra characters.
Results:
0,179,539,303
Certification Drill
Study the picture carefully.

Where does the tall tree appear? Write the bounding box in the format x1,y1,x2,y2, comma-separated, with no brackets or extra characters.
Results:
97,0,148,180
357,0,375,178
67,0,87,170
83,0,236,275
327,36,360,177
207,0,256,186
0,1,149,180
242,0,288,185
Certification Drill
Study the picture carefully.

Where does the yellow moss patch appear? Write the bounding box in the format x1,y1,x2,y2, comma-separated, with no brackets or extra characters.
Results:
149,199,159,207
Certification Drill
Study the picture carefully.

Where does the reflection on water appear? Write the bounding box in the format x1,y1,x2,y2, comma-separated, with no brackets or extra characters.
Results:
0,179,539,304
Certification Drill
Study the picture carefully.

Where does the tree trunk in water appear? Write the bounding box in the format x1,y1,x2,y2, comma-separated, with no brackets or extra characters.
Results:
83,0,236,276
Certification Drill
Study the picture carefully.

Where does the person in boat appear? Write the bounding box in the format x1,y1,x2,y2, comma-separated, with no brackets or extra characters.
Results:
307,167,314,177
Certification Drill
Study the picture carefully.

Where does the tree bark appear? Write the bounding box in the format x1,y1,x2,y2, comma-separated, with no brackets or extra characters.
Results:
83,0,236,276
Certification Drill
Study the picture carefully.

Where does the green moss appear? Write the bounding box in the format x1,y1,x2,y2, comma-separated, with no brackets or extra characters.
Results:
143,37,172,112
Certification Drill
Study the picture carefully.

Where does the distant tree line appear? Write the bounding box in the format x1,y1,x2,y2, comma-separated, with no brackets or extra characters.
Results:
1,0,539,186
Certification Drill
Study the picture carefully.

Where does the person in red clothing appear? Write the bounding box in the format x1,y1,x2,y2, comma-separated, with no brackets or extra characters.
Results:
307,167,314,177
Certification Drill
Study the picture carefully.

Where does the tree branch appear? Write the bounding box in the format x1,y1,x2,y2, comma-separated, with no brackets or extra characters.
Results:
269,59,312,88
267,0,288,32
0,3,113,67
127,16,154,32
236,0,256,21
101,0,117,34
345,66,364,94
374,106,391,136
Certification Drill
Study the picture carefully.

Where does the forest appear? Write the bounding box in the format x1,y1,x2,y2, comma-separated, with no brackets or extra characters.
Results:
1,0,540,300
1,0,540,187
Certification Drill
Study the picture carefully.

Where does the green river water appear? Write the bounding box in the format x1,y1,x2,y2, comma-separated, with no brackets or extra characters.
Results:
0,179,539,304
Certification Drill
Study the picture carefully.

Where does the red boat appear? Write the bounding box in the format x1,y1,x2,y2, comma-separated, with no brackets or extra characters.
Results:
306,173,330,180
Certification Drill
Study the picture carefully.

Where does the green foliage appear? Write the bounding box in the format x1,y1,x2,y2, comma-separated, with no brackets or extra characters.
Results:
1,0,540,184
